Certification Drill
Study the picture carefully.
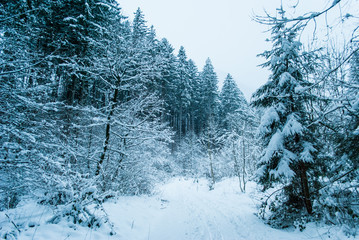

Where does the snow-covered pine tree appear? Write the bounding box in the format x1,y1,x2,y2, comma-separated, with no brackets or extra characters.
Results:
220,74,248,130
198,58,219,132
187,59,201,134
127,8,151,95
175,46,192,140
219,74,259,191
251,21,317,227
220,74,243,110
132,8,148,46
156,38,178,122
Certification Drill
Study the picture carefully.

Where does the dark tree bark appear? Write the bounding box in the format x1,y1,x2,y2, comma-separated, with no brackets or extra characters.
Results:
96,87,119,176
299,161,312,214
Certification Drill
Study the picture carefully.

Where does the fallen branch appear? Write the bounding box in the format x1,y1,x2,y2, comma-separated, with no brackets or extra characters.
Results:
5,213,21,233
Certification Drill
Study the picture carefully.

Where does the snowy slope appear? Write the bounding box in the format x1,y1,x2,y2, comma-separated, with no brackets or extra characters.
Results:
0,177,353,240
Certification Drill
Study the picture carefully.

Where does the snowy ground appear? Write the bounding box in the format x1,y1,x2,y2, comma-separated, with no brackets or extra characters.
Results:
0,177,354,240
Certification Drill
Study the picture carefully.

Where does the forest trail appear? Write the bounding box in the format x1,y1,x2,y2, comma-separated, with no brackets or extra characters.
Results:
104,178,344,240
3,178,350,240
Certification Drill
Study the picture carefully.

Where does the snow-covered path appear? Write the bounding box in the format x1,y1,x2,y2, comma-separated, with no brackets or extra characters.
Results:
2,177,352,240
104,178,347,240
147,178,260,240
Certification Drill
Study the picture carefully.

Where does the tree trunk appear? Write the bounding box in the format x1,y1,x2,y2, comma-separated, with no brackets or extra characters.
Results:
208,140,215,190
87,124,93,171
242,138,246,192
233,141,243,192
96,87,118,176
191,111,195,133
209,153,215,190
179,106,182,141
299,161,312,214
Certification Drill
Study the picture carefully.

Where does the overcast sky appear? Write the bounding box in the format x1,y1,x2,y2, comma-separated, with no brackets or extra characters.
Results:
118,0,333,100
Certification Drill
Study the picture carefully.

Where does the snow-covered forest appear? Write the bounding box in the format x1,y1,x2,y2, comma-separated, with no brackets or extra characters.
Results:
0,0,358,239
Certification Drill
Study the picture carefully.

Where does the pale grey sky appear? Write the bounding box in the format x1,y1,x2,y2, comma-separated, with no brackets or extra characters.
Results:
118,0,333,100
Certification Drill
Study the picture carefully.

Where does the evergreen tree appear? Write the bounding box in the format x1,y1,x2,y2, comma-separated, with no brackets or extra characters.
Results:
175,46,191,139
126,8,162,99
199,58,219,131
252,21,317,226
156,38,178,121
220,74,247,130
132,7,148,45
187,59,201,134
219,74,259,192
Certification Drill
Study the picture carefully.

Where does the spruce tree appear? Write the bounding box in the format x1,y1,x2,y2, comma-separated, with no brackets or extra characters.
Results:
175,46,192,139
156,38,178,122
199,58,219,131
252,21,317,226
187,59,201,134
220,74,248,130
132,8,148,45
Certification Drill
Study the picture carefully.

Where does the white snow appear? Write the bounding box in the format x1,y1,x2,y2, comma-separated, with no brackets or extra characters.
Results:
279,72,297,87
258,107,280,135
300,142,316,163
282,113,303,137
272,150,295,179
0,178,354,240
260,130,283,164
